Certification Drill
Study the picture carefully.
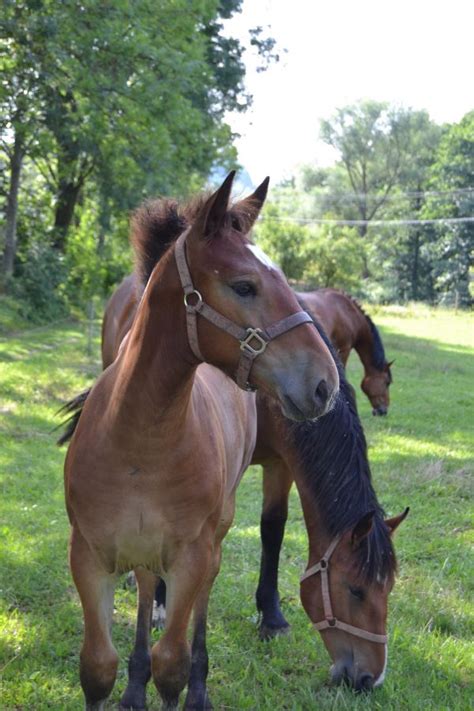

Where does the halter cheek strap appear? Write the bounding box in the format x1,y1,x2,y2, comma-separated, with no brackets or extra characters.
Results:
174,231,313,391
300,535,387,645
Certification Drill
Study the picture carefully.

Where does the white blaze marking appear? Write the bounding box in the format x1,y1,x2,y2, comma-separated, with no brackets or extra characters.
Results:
247,244,277,270
374,644,388,687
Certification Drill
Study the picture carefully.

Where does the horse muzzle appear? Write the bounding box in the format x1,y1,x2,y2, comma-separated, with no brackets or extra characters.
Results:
372,406,388,416
330,661,375,692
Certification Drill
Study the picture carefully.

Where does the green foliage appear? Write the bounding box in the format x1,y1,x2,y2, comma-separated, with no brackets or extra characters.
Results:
255,205,365,290
12,243,68,323
272,103,472,305
1,0,279,319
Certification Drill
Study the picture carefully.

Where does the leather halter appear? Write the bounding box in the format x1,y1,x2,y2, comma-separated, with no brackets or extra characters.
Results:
300,535,387,644
174,230,313,391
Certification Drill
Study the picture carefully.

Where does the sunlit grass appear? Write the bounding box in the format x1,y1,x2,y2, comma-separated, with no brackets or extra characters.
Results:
0,304,472,710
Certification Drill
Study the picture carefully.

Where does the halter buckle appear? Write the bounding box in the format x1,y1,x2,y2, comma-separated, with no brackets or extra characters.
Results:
327,617,337,627
240,328,267,356
184,290,203,311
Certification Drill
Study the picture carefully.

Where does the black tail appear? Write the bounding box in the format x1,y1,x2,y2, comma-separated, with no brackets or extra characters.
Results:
56,388,91,446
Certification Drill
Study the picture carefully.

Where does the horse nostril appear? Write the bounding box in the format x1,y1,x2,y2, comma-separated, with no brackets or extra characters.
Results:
356,673,374,691
315,379,329,406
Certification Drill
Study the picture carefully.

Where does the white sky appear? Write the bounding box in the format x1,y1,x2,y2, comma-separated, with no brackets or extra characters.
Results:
224,0,474,184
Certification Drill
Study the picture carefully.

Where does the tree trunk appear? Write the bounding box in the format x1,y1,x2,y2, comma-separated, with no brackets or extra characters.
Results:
1,133,24,284
52,178,82,251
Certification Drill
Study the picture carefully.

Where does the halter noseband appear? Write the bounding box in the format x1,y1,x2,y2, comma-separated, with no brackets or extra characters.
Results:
174,230,313,391
300,535,387,644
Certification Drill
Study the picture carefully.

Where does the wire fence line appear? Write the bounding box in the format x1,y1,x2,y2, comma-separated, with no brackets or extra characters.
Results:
259,216,474,227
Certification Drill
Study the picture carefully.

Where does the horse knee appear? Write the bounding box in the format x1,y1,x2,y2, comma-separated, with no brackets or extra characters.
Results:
151,637,191,707
80,646,118,707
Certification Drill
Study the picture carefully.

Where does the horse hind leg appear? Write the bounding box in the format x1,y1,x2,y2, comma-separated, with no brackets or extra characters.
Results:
69,527,119,710
119,567,157,711
256,461,293,640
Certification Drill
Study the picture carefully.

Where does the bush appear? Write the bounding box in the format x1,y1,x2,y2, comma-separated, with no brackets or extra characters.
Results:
13,244,68,323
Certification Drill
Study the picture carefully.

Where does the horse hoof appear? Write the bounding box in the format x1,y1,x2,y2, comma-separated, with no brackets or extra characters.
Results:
183,695,213,710
152,602,166,629
259,621,291,641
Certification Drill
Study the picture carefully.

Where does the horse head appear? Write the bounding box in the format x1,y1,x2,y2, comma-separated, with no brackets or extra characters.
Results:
361,360,394,416
300,507,409,690
182,172,339,420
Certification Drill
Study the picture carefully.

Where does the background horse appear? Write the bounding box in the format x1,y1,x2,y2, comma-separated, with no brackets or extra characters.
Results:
62,172,339,711
297,289,393,415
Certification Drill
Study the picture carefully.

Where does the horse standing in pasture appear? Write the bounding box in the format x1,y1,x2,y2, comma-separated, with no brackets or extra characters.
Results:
296,289,394,415
95,212,408,700
62,172,340,711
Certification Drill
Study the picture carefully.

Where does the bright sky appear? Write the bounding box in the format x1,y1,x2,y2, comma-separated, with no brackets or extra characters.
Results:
224,0,474,184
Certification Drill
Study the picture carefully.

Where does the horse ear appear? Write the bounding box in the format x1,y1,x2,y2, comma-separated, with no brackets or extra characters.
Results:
193,170,235,240
386,360,395,368
351,510,375,546
385,507,409,536
234,176,270,232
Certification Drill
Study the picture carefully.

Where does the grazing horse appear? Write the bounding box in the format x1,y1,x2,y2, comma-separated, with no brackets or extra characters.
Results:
252,350,408,689
62,173,340,711
297,289,393,415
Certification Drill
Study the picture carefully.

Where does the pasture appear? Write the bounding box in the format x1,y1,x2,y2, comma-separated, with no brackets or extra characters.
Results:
0,302,472,710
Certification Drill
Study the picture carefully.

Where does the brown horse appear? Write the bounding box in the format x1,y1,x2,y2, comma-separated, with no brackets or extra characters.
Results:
252,377,408,690
96,243,408,700
296,289,393,416
62,173,339,711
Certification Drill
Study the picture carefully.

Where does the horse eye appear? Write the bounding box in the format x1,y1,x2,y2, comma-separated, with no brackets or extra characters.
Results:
349,586,365,601
231,282,257,298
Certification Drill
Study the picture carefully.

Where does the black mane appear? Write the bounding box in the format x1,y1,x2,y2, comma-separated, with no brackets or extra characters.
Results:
365,314,389,374
291,302,396,583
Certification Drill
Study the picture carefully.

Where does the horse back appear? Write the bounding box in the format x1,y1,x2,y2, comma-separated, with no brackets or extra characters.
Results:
102,275,141,368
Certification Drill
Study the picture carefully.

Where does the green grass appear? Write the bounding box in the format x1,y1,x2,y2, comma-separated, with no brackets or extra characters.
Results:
0,304,473,710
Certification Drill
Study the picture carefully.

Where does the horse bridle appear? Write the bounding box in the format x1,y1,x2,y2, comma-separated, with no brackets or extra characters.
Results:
174,230,313,391
300,535,387,644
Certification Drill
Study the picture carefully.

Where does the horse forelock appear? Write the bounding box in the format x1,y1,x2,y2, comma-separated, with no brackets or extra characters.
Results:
131,194,254,287
291,305,397,583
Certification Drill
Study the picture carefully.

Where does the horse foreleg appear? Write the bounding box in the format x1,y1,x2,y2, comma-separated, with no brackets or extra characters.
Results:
183,544,222,711
151,538,212,710
256,461,293,640
69,527,119,711
119,567,157,711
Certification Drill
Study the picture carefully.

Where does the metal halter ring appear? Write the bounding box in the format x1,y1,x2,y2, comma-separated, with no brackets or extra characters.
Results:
184,290,203,310
240,327,268,356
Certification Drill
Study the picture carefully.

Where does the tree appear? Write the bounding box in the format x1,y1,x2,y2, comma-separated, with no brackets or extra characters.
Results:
320,101,414,237
423,111,474,306
1,0,274,269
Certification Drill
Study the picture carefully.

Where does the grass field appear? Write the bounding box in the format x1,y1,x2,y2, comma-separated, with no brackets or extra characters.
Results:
0,302,473,710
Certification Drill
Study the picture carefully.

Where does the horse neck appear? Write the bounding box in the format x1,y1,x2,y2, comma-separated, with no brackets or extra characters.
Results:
112,247,197,436
352,309,379,376
292,465,338,565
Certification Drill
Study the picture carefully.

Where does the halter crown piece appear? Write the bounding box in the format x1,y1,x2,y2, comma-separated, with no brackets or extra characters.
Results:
174,230,313,391
300,535,387,644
